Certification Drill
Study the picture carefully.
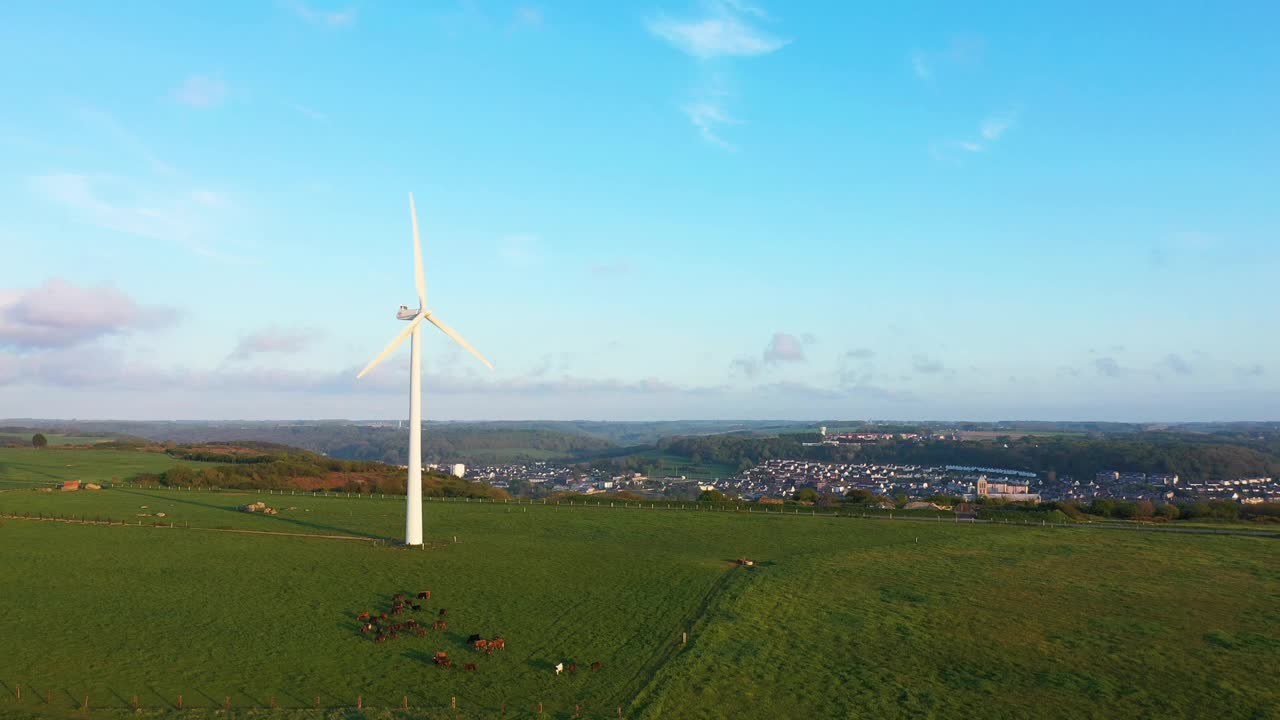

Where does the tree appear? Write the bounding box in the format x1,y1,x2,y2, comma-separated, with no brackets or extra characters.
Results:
793,488,818,503
31,433,47,449
698,489,727,502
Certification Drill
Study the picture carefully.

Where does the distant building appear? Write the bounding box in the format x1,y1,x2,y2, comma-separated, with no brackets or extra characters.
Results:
451,463,466,478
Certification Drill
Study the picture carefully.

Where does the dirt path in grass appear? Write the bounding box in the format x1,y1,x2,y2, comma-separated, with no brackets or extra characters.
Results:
617,563,753,716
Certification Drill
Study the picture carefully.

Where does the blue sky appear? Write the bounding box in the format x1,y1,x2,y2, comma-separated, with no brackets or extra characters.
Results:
1,0,1277,421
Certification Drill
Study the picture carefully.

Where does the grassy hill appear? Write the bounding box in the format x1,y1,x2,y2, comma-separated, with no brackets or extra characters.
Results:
0,484,1275,719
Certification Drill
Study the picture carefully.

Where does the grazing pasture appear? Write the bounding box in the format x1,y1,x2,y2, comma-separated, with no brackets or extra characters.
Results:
0,432,111,447
0,448,202,489
0,487,1276,719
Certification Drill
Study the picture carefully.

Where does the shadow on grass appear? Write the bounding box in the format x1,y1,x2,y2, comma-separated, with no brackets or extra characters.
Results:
113,487,390,540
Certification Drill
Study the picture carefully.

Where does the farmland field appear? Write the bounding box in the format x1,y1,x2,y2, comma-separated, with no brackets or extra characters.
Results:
0,432,111,447
0,448,201,489
0,484,1277,720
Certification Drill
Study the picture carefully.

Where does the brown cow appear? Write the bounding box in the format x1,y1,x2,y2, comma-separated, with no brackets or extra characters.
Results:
567,664,578,674
360,623,374,634
415,628,428,637
393,593,406,601
591,662,602,671
375,634,387,644
439,658,452,668
474,639,488,651
433,620,448,630
357,611,371,621
463,663,477,672
490,637,506,651
417,591,431,600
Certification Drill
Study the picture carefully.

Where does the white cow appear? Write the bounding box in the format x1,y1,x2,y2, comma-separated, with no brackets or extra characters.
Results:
554,663,564,676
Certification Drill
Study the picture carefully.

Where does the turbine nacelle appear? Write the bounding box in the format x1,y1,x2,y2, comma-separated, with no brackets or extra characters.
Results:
397,305,420,321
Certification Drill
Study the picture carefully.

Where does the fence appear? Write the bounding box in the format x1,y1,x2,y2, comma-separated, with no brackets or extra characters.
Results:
0,683,633,718
6,483,1275,539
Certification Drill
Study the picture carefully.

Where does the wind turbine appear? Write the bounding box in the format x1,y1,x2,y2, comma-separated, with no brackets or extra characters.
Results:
357,193,493,546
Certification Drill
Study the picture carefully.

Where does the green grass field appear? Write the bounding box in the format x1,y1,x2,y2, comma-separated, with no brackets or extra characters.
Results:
0,483,1277,720
0,448,202,489
629,451,735,480
0,433,111,447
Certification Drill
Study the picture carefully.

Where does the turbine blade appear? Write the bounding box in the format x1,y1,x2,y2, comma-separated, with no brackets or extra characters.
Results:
409,192,426,308
356,315,425,379
426,314,494,370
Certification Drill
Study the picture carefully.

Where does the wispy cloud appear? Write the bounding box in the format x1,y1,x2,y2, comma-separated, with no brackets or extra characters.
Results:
648,2,786,149
980,111,1017,141
285,0,357,27
29,173,253,263
683,100,738,150
288,102,328,122
0,278,177,350
763,332,808,365
909,35,985,81
229,327,318,361
174,75,228,108
1094,356,1125,378
912,355,947,375
933,109,1021,159
1162,353,1192,376
646,1,786,58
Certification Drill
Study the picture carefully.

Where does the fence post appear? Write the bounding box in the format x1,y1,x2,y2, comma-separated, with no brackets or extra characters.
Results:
402,695,409,710
357,695,362,709
14,684,19,701
452,696,457,710
177,694,182,709
224,696,230,710
315,695,320,709
538,702,544,715
134,695,140,710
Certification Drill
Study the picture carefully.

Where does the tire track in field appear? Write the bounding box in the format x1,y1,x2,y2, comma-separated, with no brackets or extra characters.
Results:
616,563,751,716
0,513,399,544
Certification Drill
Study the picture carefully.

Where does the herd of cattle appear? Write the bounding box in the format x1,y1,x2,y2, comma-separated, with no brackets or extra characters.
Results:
357,591,443,643
357,590,600,675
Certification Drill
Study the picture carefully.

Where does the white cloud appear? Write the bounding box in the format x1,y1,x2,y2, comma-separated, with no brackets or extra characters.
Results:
29,173,252,263
934,109,1020,159
647,2,786,59
980,112,1017,141
230,327,317,361
174,75,228,108
286,0,357,27
0,278,177,350
909,36,985,82
649,2,785,150
683,100,738,150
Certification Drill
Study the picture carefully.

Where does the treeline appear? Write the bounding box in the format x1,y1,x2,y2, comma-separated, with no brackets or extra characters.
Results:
661,434,1280,483
128,443,509,499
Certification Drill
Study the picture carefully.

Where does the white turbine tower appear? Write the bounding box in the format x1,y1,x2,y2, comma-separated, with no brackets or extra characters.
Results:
357,193,493,546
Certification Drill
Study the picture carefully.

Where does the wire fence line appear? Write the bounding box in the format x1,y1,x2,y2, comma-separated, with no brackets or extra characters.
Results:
4,482,1275,538
0,682,631,719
